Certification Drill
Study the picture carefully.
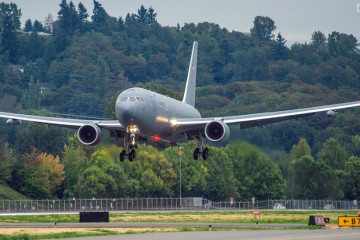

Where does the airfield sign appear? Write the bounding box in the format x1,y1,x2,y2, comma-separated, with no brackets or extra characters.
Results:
338,216,360,227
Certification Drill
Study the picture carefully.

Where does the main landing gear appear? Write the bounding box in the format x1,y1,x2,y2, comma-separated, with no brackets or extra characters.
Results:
120,125,138,162
193,137,209,160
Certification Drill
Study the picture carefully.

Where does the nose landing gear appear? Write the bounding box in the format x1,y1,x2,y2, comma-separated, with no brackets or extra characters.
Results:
119,125,138,162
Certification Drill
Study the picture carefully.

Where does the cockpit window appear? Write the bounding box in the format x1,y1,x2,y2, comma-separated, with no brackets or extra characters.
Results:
120,96,144,102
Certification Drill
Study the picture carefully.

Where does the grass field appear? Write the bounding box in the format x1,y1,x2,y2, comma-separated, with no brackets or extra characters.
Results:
0,210,354,239
0,210,356,224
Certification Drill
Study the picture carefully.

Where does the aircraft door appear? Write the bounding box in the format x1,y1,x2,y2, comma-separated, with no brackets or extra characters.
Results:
150,94,156,112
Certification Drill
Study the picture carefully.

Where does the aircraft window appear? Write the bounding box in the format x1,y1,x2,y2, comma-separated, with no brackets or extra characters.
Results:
120,97,128,102
129,96,136,101
136,97,143,102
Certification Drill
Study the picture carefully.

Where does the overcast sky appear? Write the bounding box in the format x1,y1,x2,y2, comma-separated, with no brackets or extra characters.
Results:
5,0,360,45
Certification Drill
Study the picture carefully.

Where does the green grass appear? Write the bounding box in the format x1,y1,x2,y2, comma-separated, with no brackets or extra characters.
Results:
0,210,354,225
0,185,27,200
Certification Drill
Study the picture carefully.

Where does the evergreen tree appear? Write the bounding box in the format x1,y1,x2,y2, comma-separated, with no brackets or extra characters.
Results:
92,0,109,34
273,33,289,60
0,2,22,63
33,20,43,32
22,77,40,109
77,2,88,35
146,7,157,24
24,19,32,32
135,5,147,24
95,56,107,97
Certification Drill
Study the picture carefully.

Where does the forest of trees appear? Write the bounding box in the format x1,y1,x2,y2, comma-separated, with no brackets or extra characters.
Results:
0,0,359,201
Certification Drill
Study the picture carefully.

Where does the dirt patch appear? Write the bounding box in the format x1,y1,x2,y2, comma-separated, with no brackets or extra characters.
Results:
1,227,179,236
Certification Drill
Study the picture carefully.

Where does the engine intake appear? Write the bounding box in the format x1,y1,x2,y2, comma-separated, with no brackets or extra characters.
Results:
204,121,230,142
78,124,102,146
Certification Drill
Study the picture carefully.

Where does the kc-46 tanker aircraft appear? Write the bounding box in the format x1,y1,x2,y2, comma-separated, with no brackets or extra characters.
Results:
1,41,360,162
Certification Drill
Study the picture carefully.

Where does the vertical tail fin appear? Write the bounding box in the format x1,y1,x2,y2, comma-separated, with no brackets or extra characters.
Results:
182,41,198,107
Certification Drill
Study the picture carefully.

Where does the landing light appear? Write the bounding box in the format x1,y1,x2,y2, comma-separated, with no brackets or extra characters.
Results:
170,119,178,127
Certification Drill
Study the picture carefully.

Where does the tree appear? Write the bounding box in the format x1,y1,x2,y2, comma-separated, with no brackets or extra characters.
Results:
75,166,117,198
289,138,311,160
318,138,347,170
311,31,327,53
287,155,342,199
33,20,44,32
273,33,289,60
225,141,285,200
0,139,15,185
77,2,88,34
43,13,54,33
92,0,109,34
22,77,40,109
146,7,157,24
344,156,360,199
15,120,67,155
24,19,32,32
14,148,65,199
95,56,107,97
62,136,89,198
135,5,147,24
250,16,276,41
0,2,22,63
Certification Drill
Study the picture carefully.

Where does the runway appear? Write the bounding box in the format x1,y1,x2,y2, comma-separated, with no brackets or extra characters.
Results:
57,229,360,240
1,222,360,239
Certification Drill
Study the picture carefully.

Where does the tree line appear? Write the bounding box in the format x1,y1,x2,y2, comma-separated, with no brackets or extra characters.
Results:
0,1,359,200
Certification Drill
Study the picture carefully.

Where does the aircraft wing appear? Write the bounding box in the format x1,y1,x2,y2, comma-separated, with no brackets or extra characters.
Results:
173,101,360,131
0,112,124,130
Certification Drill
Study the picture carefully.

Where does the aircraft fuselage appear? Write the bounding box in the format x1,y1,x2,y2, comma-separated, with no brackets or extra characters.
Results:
115,87,201,142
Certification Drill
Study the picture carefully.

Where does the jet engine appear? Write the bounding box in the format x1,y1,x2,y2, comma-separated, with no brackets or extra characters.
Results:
6,119,21,126
78,124,102,146
327,110,338,117
204,121,230,142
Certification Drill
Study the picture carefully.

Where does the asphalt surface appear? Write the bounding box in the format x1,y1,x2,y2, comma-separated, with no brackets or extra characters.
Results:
57,229,360,240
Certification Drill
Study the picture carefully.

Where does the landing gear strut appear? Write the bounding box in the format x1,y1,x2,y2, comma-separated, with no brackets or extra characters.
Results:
119,125,138,162
193,136,209,160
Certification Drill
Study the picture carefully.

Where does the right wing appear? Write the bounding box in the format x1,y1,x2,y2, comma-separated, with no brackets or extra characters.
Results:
0,112,124,131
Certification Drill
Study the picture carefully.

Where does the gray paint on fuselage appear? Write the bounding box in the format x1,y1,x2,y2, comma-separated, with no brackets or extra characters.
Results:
115,87,201,142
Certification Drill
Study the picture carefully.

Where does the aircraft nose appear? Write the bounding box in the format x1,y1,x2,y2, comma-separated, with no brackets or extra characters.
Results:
116,102,136,126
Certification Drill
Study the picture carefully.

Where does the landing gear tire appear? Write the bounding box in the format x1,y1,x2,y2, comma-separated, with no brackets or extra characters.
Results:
193,148,200,160
119,150,126,162
128,149,136,162
202,147,209,160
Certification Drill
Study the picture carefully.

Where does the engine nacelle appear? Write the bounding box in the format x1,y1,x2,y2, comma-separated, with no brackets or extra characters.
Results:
6,119,21,126
204,121,230,142
78,124,102,146
327,110,338,117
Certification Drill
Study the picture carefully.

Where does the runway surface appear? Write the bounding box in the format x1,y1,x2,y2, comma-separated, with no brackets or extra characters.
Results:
56,229,360,240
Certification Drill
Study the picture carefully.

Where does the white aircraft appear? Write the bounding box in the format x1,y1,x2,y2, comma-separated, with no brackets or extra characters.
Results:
1,42,359,161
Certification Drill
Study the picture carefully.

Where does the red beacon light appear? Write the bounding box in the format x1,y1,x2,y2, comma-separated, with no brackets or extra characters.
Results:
153,135,160,141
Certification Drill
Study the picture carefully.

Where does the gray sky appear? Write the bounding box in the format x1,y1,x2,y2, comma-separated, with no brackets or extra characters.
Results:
5,0,360,45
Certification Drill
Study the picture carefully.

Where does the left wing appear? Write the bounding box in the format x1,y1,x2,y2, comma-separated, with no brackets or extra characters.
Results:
172,101,360,131
0,112,124,130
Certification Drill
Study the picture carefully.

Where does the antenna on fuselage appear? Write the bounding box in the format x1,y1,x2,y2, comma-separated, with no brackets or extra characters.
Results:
182,41,198,107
